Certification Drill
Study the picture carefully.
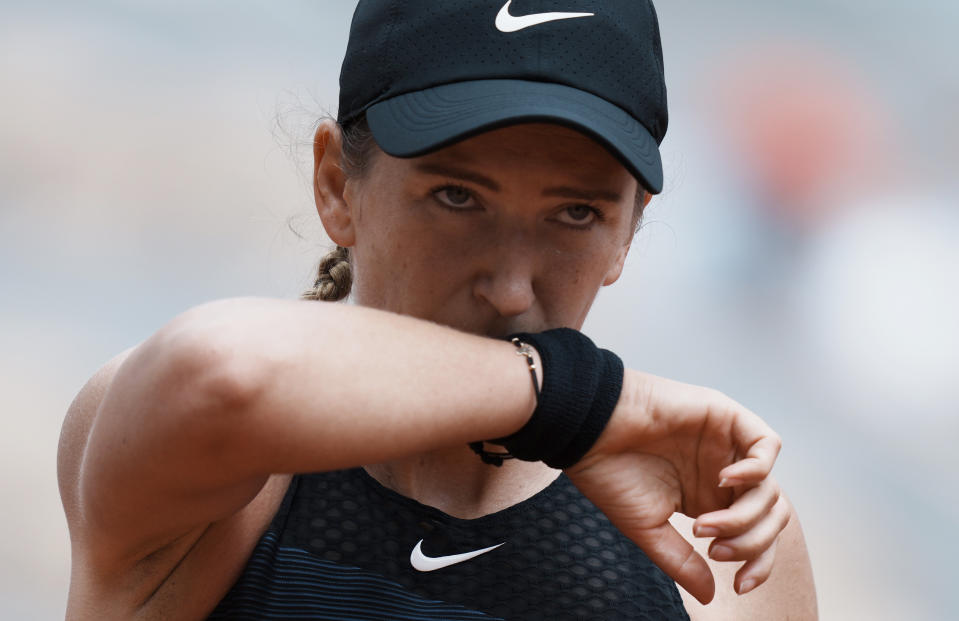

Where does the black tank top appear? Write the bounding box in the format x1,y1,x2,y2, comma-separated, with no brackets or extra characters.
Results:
208,468,690,620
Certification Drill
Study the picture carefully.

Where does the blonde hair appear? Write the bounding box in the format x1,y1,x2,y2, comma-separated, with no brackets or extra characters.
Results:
302,245,352,301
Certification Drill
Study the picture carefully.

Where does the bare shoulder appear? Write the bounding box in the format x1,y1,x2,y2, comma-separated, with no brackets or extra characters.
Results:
672,496,818,621
58,347,135,525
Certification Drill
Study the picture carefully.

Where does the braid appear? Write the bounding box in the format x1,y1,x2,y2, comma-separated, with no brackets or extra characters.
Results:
303,246,353,302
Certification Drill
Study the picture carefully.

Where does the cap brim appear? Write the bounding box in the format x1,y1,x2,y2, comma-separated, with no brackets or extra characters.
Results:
365,79,663,195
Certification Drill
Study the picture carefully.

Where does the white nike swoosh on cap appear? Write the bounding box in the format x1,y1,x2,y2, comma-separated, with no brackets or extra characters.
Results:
410,539,506,572
495,1,595,33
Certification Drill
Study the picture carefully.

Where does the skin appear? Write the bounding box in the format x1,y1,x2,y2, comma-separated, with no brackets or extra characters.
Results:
336,123,641,333
57,121,816,620
326,123,645,520
322,120,813,615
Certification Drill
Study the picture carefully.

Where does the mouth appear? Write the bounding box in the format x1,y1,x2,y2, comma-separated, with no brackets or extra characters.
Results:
483,322,553,340
449,310,550,339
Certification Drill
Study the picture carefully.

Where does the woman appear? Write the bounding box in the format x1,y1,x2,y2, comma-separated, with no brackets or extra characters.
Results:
58,1,816,619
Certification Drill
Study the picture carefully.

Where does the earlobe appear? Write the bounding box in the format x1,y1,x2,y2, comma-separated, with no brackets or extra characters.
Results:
313,120,356,248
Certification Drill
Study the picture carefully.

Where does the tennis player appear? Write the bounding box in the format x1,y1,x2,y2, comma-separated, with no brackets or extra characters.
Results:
58,1,816,618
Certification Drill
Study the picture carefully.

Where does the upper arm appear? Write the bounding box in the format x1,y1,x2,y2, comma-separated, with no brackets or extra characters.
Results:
59,321,271,569
672,498,818,621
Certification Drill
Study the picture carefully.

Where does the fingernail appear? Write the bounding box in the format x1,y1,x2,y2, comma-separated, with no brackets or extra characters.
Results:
694,525,720,538
710,545,734,561
719,477,741,488
738,579,757,594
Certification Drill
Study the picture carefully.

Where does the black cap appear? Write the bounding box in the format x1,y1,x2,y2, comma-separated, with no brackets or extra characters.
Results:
338,0,668,194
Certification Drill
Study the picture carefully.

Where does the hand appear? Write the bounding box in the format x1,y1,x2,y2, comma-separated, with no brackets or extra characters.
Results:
565,370,787,605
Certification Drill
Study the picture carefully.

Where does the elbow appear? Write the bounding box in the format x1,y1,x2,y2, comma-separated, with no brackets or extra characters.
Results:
144,300,270,423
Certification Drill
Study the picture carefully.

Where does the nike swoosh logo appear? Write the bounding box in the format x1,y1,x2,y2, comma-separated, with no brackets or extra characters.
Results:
495,1,595,33
410,539,505,572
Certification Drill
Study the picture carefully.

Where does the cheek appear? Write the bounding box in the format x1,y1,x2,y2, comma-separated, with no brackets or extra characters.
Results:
354,216,469,299
549,239,622,281
536,246,613,307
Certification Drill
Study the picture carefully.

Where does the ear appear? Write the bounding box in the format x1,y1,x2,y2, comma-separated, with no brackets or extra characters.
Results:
313,119,356,247
602,240,632,286
602,192,652,286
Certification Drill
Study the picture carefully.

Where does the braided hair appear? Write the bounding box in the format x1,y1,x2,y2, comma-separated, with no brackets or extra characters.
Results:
302,245,352,301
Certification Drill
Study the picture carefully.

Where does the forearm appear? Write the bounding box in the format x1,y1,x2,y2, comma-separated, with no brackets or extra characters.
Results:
197,297,537,473
91,298,536,490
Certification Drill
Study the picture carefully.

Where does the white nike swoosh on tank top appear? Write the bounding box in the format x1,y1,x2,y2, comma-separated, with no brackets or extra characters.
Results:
495,1,595,33
410,539,506,572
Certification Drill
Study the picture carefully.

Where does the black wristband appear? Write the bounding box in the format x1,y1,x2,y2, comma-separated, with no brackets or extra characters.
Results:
489,328,624,470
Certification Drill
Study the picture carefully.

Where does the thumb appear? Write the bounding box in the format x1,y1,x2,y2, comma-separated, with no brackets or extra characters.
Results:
631,522,715,605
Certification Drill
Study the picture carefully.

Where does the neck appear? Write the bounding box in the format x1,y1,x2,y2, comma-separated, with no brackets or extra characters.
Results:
364,445,561,519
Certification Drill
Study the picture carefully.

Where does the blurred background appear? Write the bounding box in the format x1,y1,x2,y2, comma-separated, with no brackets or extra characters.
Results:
1,0,956,618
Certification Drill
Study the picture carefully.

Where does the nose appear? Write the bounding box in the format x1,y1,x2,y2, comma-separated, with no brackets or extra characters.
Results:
471,240,538,318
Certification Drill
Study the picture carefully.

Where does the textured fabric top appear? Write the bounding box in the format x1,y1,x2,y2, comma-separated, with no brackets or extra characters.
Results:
208,468,690,620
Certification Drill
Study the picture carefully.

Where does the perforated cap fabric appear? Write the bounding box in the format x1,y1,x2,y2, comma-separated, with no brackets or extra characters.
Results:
338,0,669,194
209,468,691,620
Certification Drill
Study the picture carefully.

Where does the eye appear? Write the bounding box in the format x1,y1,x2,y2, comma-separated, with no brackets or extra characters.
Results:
432,185,478,210
553,204,604,228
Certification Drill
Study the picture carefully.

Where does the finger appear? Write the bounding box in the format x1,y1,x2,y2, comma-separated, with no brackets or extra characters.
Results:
734,537,779,595
631,521,716,605
707,494,791,563
694,478,780,539
718,433,782,486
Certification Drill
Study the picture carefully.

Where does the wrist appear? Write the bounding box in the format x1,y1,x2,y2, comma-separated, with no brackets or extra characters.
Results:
485,329,624,470
587,367,642,458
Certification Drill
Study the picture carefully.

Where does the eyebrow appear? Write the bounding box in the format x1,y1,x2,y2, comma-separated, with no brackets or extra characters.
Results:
413,162,623,203
414,163,501,192
541,186,623,203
